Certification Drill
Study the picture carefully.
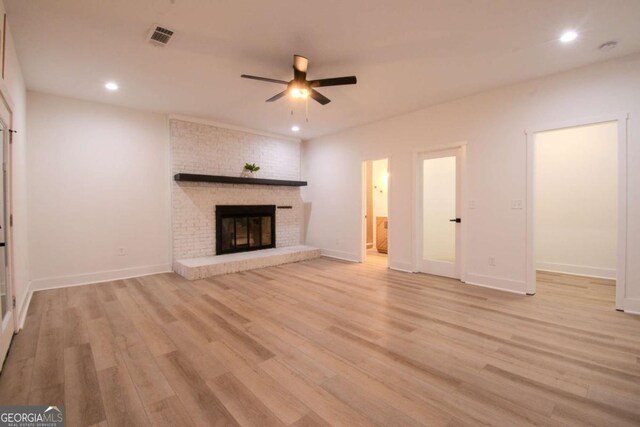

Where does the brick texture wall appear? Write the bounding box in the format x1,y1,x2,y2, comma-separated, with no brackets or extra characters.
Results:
171,119,304,260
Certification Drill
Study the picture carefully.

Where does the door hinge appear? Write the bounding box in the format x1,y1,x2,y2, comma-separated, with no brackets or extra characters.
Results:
9,214,12,227
12,296,16,308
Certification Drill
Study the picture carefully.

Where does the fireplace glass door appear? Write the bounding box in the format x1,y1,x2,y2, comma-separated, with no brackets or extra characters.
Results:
216,205,276,255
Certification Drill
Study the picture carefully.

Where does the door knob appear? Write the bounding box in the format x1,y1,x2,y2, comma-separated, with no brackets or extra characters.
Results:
449,218,461,223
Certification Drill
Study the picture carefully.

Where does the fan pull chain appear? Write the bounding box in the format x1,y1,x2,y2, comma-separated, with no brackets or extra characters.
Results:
305,97,309,122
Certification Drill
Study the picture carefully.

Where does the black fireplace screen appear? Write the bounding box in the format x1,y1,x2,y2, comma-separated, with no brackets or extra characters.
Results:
215,205,276,255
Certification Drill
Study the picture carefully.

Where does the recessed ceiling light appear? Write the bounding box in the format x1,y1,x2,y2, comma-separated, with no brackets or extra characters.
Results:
105,81,119,91
291,126,300,132
559,30,578,43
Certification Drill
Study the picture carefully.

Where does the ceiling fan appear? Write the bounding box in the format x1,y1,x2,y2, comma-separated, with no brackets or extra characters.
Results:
241,55,357,105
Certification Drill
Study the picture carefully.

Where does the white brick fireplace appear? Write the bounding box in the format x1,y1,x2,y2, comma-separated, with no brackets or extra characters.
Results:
170,118,306,267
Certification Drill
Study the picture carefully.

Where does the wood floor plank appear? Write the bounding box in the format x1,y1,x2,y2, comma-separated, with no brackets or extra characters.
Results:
321,374,426,427
160,321,228,382
260,358,374,427
155,350,240,426
289,411,333,427
29,308,64,395
63,343,107,427
207,372,286,427
119,342,175,407
96,353,151,426
0,356,34,404
86,317,119,371
209,340,310,425
147,396,195,427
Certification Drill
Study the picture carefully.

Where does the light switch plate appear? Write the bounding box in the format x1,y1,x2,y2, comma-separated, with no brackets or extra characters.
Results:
469,200,476,209
511,199,523,210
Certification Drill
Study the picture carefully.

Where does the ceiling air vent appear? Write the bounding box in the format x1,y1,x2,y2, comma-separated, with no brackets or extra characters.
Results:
148,25,174,46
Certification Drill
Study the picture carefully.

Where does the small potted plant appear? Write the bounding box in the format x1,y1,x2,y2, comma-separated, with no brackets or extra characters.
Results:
242,162,260,178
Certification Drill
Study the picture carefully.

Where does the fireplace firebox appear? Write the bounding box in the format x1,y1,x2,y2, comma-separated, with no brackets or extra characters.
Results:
215,205,276,255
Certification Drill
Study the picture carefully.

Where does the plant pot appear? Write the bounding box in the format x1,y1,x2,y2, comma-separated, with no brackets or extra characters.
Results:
241,169,257,178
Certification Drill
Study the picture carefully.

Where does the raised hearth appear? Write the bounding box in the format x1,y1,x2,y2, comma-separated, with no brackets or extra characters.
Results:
174,245,321,280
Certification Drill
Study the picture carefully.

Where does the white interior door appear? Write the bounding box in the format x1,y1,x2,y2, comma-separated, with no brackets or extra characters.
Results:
418,148,461,278
0,119,13,369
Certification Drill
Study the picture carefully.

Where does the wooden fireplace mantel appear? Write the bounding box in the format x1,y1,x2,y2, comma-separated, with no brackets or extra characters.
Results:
174,173,307,187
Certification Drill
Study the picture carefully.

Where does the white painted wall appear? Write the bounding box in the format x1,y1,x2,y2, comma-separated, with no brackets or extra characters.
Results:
535,122,617,279
302,53,640,312
0,4,29,327
26,92,171,289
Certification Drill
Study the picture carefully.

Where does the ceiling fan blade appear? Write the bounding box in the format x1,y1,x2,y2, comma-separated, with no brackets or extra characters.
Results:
241,74,289,85
310,89,331,105
293,55,308,81
309,76,357,87
266,90,288,102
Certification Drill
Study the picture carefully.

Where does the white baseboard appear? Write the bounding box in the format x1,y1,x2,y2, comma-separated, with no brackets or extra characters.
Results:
389,260,414,273
622,297,640,315
464,273,527,295
30,264,173,291
320,249,361,263
17,289,33,330
536,261,615,280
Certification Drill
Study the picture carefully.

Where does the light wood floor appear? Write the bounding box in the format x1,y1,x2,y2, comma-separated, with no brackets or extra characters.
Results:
366,248,388,267
0,258,639,426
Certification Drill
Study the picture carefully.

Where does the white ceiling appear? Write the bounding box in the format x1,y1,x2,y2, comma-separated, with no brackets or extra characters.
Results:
6,0,640,139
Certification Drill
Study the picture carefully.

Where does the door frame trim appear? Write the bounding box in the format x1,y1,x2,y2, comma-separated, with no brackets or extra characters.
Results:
413,142,467,280
0,85,15,370
525,113,628,310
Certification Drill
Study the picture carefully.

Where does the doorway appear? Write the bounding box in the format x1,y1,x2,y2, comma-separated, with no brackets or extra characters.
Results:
363,158,389,266
0,97,14,368
417,148,463,279
526,118,627,310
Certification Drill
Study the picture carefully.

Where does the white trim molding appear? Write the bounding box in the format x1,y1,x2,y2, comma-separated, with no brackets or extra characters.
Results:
464,273,527,295
621,298,640,314
30,264,172,291
536,262,616,280
320,249,360,263
389,260,414,273
17,289,33,330
168,114,301,143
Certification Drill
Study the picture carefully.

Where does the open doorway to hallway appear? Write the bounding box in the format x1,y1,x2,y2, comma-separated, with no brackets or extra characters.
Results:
363,158,389,267
530,120,623,309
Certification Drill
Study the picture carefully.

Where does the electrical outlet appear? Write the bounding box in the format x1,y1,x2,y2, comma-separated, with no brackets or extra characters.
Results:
118,247,126,256
510,199,523,210
488,257,496,266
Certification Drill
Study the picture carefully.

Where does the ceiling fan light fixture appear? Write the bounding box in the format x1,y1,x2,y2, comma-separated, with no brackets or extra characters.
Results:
290,87,309,98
